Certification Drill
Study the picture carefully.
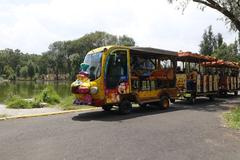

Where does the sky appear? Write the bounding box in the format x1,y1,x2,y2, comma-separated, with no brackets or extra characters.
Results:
0,0,238,54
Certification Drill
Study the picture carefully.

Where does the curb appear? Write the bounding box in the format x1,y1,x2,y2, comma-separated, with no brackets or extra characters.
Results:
0,108,98,121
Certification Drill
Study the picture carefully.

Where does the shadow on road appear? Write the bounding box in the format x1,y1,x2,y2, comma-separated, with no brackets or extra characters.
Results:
72,105,182,122
72,95,240,122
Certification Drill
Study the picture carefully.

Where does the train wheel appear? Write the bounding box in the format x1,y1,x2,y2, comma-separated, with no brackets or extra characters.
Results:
170,99,175,103
102,105,113,111
140,103,147,108
234,91,238,96
188,97,196,104
118,99,132,114
209,95,215,101
159,96,170,109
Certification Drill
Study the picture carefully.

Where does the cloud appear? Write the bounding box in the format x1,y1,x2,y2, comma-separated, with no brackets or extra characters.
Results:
0,0,237,54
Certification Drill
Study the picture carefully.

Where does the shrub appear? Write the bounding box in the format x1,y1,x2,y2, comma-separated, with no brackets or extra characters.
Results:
60,96,77,110
30,99,42,108
6,96,31,109
0,114,7,118
0,77,4,81
37,86,60,105
5,87,60,109
8,73,16,81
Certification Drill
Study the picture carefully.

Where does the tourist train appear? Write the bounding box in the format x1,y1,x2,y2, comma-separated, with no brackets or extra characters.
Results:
71,45,240,114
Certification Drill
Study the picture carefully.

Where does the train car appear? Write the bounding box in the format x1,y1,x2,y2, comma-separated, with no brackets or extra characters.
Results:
71,46,178,114
176,52,218,103
204,60,240,96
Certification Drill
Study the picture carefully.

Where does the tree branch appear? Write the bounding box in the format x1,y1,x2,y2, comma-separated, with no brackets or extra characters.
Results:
193,0,217,9
237,0,240,8
193,0,240,31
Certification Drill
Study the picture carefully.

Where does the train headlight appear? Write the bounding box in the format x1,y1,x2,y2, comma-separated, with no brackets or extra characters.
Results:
90,86,98,94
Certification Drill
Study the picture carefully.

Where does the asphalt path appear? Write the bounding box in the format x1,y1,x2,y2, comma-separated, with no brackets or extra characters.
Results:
0,96,240,160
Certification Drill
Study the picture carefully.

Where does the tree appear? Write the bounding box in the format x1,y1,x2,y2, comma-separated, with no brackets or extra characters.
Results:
27,61,35,80
215,33,223,48
238,32,240,53
212,42,240,61
168,0,240,31
199,26,239,60
16,65,21,77
118,35,135,46
69,53,84,80
0,31,135,81
3,65,14,78
38,54,48,75
199,26,216,55
45,31,135,80
20,66,28,78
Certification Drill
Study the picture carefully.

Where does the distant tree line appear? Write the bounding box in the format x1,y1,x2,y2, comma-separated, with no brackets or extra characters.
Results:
1,29,239,81
199,25,240,61
0,31,135,81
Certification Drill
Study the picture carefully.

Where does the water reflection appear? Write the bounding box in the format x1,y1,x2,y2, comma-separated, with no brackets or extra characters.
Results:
0,81,71,103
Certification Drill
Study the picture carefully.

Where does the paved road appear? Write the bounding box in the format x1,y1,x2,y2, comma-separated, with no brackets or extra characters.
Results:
0,96,240,160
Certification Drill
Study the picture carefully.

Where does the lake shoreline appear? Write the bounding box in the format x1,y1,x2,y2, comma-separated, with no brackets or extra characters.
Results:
0,81,71,103
2,79,71,82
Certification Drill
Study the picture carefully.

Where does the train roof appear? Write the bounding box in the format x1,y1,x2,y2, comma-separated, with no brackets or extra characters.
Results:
204,60,239,69
177,52,217,62
130,47,177,57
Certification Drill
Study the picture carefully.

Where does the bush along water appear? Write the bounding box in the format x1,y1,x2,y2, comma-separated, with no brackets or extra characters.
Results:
5,86,61,109
37,86,61,105
5,96,32,109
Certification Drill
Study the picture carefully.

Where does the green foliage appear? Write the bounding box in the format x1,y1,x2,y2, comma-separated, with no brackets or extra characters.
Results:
212,42,239,61
59,95,76,110
199,26,216,55
20,66,28,78
3,65,14,79
118,35,135,46
216,33,223,48
27,60,35,80
60,95,93,110
0,31,135,80
30,100,42,108
168,0,240,31
5,96,31,109
37,86,61,105
0,114,7,118
224,107,240,129
5,95,42,109
16,65,21,77
5,86,62,109
8,73,16,81
200,26,240,61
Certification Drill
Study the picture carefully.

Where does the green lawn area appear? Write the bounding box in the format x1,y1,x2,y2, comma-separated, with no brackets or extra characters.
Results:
59,95,95,110
0,114,7,118
224,106,240,129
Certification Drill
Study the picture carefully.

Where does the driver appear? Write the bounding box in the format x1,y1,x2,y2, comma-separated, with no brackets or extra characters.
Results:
89,66,96,81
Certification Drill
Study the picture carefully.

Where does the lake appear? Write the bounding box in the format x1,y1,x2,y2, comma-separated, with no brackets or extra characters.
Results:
0,81,72,103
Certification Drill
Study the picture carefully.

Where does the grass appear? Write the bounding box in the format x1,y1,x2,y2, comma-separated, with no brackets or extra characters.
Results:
5,86,93,111
0,114,7,118
59,95,94,110
224,106,240,129
5,86,60,109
